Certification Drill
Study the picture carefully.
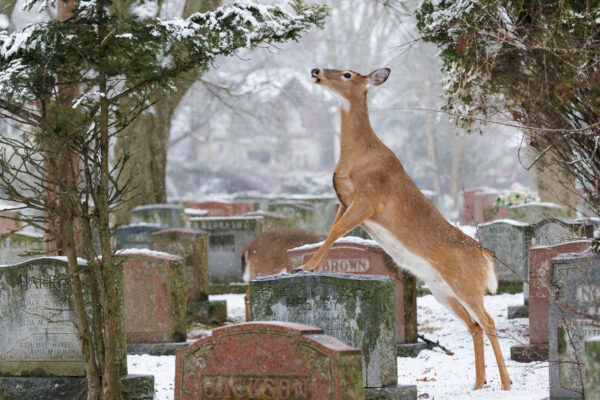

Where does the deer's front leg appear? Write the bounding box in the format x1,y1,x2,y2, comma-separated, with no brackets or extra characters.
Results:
295,198,374,272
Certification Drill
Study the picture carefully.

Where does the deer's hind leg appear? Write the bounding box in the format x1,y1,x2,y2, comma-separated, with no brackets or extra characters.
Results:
444,297,487,389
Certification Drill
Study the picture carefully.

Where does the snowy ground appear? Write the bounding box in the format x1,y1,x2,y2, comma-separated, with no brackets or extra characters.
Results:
128,293,550,400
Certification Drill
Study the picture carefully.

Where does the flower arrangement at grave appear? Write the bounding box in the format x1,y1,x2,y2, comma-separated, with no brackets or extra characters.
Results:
495,190,539,209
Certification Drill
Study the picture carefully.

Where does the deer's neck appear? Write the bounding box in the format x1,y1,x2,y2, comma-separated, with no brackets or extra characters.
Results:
339,95,378,158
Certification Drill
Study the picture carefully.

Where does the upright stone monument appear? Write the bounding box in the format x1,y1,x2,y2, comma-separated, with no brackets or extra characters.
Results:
190,216,263,284
585,336,600,400
532,218,595,247
0,231,43,264
511,240,592,362
245,210,292,230
508,202,570,224
268,201,315,233
549,252,600,399
118,250,187,344
477,219,534,291
286,237,417,346
174,322,364,400
129,204,185,228
250,273,417,399
116,223,168,250
284,195,338,236
0,257,153,399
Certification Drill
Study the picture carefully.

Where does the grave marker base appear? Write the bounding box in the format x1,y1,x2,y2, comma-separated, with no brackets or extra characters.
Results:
507,304,529,319
397,341,433,358
0,374,154,400
127,342,191,356
364,385,417,400
510,344,549,363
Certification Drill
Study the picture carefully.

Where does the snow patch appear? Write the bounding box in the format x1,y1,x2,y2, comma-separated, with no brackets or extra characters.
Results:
290,236,382,252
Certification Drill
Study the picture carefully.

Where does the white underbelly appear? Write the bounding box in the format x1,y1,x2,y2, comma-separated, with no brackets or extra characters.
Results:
362,220,457,305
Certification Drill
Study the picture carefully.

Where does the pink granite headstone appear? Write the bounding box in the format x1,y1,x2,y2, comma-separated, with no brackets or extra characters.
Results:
119,249,187,343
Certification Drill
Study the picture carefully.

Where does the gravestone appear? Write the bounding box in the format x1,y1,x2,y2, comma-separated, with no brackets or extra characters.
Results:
183,208,209,228
149,229,225,324
585,336,600,400
245,210,292,230
174,322,364,400
268,201,315,233
477,219,534,291
511,240,592,363
508,202,570,224
187,200,257,217
116,223,168,250
284,195,338,236
0,231,43,264
118,249,187,344
549,252,600,399
0,257,153,399
129,204,185,228
0,208,21,234
286,237,417,345
250,273,397,388
190,216,263,284
460,188,482,225
532,218,596,247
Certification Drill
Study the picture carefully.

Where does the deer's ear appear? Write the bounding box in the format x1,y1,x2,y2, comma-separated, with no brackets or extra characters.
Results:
366,68,390,86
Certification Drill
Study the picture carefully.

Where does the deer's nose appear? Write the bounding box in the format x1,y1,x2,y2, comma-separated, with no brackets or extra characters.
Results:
311,68,320,77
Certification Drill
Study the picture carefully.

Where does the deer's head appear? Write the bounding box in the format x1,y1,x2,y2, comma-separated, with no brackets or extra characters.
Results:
310,68,390,102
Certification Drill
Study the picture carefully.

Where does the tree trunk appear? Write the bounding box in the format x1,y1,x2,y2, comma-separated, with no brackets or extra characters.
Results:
113,0,219,225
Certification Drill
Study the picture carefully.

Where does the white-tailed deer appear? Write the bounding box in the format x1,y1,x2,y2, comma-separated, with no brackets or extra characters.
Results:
295,67,511,391
242,228,321,321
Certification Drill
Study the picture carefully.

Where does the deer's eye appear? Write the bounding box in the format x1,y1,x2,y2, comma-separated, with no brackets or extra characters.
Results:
343,72,351,79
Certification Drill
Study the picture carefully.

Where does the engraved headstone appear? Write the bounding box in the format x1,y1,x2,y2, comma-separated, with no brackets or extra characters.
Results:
477,219,534,287
510,240,591,363
268,201,315,233
549,252,600,399
118,249,187,344
508,202,570,224
190,216,263,284
0,258,88,376
286,237,417,344
116,223,168,250
129,204,185,228
0,231,43,264
532,218,595,247
174,322,364,400
585,336,600,400
250,273,397,388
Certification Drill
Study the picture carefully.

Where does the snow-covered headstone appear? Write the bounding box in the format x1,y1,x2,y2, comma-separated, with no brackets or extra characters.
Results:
249,273,402,391
531,218,596,247
549,252,600,398
190,216,263,284
129,203,185,228
117,249,187,344
0,231,43,265
585,336,600,400
116,223,168,250
286,237,417,345
508,202,570,224
477,219,534,289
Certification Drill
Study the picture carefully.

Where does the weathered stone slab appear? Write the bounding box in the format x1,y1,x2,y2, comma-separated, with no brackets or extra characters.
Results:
268,201,315,233
509,201,570,224
532,218,596,247
286,237,417,344
149,229,209,303
511,240,591,363
283,195,338,237
118,249,187,344
245,210,292,230
461,188,506,225
585,336,600,400
190,216,263,284
477,219,534,284
549,252,600,399
0,208,22,234
0,258,87,376
186,200,257,217
0,374,155,400
0,231,43,264
250,273,397,388
116,223,168,250
174,322,364,400
129,204,185,228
